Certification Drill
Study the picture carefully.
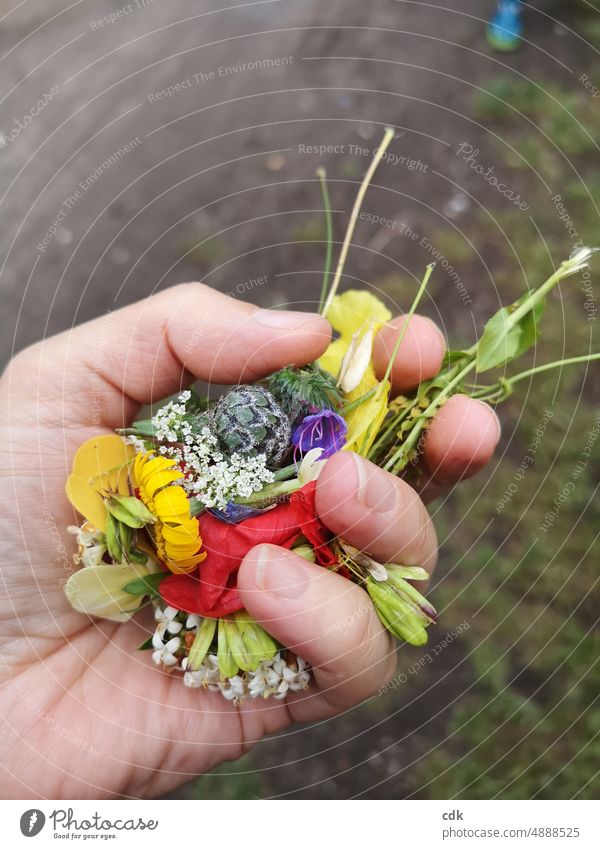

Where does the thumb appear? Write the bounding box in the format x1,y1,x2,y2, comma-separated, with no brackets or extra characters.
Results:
237,544,396,721
7,283,331,427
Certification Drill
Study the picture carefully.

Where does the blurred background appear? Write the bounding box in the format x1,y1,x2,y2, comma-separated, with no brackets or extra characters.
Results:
0,0,598,798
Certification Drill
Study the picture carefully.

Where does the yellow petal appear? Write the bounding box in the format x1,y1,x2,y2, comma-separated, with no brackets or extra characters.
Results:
344,373,391,457
161,521,200,544
154,486,191,523
72,435,134,495
166,551,206,572
144,468,184,499
64,561,150,622
327,290,391,343
66,473,108,532
319,338,348,379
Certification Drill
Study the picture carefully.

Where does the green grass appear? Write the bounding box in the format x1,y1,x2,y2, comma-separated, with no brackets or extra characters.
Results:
407,67,599,800
170,753,262,799
182,236,225,270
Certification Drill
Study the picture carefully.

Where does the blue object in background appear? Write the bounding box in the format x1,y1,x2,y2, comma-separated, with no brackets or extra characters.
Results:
487,0,523,51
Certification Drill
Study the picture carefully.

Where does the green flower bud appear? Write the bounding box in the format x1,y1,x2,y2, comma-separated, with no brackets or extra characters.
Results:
234,611,277,669
222,617,253,672
386,567,437,624
106,495,156,528
217,618,241,678
291,543,316,563
188,617,217,672
105,512,124,562
367,579,429,646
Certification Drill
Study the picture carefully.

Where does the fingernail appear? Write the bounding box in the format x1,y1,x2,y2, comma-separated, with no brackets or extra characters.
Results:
351,453,399,513
255,545,310,599
473,399,502,442
253,308,321,330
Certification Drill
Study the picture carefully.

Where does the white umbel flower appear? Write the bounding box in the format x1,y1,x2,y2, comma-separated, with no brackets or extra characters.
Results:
183,651,311,703
152,635,181,668
152,603,311,701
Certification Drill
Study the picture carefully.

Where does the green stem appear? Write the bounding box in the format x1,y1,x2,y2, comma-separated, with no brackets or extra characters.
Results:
507,352,600,385
235,477,302,505
379,263,436,394
342,386,377,415
322,127,395,318
504,255,592,334
467,352,600,402
340,264,436,420
383,359,477,473
316,168,333,313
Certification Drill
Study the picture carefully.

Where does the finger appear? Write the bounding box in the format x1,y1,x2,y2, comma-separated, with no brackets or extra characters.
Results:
238,544,396,719
372,314,446,394
9,283,331,426
315,451,437,574
421,394,501,492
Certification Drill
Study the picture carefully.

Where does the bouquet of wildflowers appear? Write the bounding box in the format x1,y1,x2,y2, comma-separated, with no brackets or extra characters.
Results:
64,129,598,702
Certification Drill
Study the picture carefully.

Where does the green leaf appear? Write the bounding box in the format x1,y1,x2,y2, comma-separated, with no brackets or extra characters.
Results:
122,571,166,597
119,419,156,437
127,546,149,565
137,636,154,651
442,349,471,368
189,498,204,517
476,296,545,373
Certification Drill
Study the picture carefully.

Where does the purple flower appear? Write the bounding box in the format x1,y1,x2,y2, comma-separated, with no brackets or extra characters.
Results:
292,409,347,460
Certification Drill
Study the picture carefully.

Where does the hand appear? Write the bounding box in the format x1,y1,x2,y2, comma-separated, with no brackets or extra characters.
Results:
0,284,500,799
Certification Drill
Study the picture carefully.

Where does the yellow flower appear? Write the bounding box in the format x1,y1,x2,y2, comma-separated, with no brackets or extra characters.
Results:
65,435,135,532
133,452,206,574
320,290,391,378
320,291,392,457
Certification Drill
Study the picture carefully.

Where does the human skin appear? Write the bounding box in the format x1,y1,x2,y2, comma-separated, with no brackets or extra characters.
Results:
0,284,500,798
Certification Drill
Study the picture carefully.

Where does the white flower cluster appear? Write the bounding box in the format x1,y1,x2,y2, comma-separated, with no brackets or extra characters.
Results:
182,653,311,702
151,392,274,510
150,605,310,702
152,390,192,442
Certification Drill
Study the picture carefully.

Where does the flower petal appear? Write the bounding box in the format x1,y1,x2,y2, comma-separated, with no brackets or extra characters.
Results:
64,561,150,622
327,290,391,343
337,325,374,393
66,473,108,532
153,486,191,523
344,373,390,457
72,435,134,495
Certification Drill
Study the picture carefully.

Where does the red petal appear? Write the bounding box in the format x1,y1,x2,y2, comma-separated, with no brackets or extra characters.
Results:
159,484,338,615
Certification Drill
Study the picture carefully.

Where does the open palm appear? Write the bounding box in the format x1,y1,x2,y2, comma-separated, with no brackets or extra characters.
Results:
0,283,499,798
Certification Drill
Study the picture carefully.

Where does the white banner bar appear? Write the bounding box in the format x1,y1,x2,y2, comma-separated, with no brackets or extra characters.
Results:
1,799,598,848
